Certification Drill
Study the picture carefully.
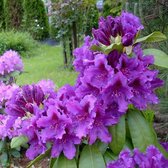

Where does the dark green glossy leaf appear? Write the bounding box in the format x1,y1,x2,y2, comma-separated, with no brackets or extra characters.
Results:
135,31,167,43
142,109,154,124
27,148,51,168
127,110,156,152
103,149,117,164
11,135,28,149
122,138,133,150
95,141,108,154
51,155,77,168
49,158,57,168
109,115,126,155
143,48,168,68
79,145,106,168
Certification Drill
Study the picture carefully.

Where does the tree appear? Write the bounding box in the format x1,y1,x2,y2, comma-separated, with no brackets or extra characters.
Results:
51,0,98,67
4,0,23,30
0,0,5,29
23,0,49,40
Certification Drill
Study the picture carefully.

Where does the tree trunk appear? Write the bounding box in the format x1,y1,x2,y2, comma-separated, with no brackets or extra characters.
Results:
62,36,68,68
72,21,78,48
69,36,73,65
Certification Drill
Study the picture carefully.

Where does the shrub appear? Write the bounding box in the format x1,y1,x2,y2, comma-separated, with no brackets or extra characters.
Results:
0,31,39,57
23,0,49,40
4,0,23,30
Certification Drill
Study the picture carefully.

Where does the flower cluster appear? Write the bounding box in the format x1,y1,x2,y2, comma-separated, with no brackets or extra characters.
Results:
0,80,56,159
0,82,18,109
0,50,23,76
92,11,144,46
107,145,168,168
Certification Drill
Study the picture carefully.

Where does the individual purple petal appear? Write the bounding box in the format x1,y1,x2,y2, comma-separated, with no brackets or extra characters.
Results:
102,72,133,114
82,54,114,89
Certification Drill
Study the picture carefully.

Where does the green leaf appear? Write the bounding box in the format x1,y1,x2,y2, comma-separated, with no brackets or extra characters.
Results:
90,45,104,52
135,31,167,43
11,136,28,149
0,140,6,152
49,158,57,168
143,48,168,68
51,155,77,168
103,149,117,164
90,43,123,55
127,110,156,152
142,109,154,124
0,152,8,167
79,145,106,168
27,148,51,168
95,141,108,154
104,43,122,55
123,138,133,150
109,115,126,155
11,149,21,158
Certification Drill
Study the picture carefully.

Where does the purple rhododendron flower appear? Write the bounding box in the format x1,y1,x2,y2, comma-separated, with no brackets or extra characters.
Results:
161,142,168,152
37,79,56,95
107,145,168,168
0,50,23,76
102,72,133,115
0,83,18,108
92,11,143,46
66,95,96,139
73,36,96,75
1,83,57,159
51,132,81,159
92,16,120,45
120,11,144,46
6,85,45,117
107,149,135,168
81,54,114,90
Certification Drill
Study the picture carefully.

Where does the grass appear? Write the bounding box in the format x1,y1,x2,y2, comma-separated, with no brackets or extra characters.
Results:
17,45,77,87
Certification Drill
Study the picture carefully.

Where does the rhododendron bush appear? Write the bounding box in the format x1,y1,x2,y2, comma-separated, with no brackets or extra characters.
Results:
0,12,168,168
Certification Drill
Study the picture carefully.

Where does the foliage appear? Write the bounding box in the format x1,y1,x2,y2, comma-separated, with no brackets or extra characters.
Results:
23,0,49,40
125,0,168,53
4,0,23,30
50,0,98,66
0,139,21,167
103,0,124,17
0,31,39,57
0,0,5,30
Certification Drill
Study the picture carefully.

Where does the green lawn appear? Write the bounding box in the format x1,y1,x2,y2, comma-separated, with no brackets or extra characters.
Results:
17,45,77,88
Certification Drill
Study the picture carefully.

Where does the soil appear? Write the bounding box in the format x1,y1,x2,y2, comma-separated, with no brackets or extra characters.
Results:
9,158,49,168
